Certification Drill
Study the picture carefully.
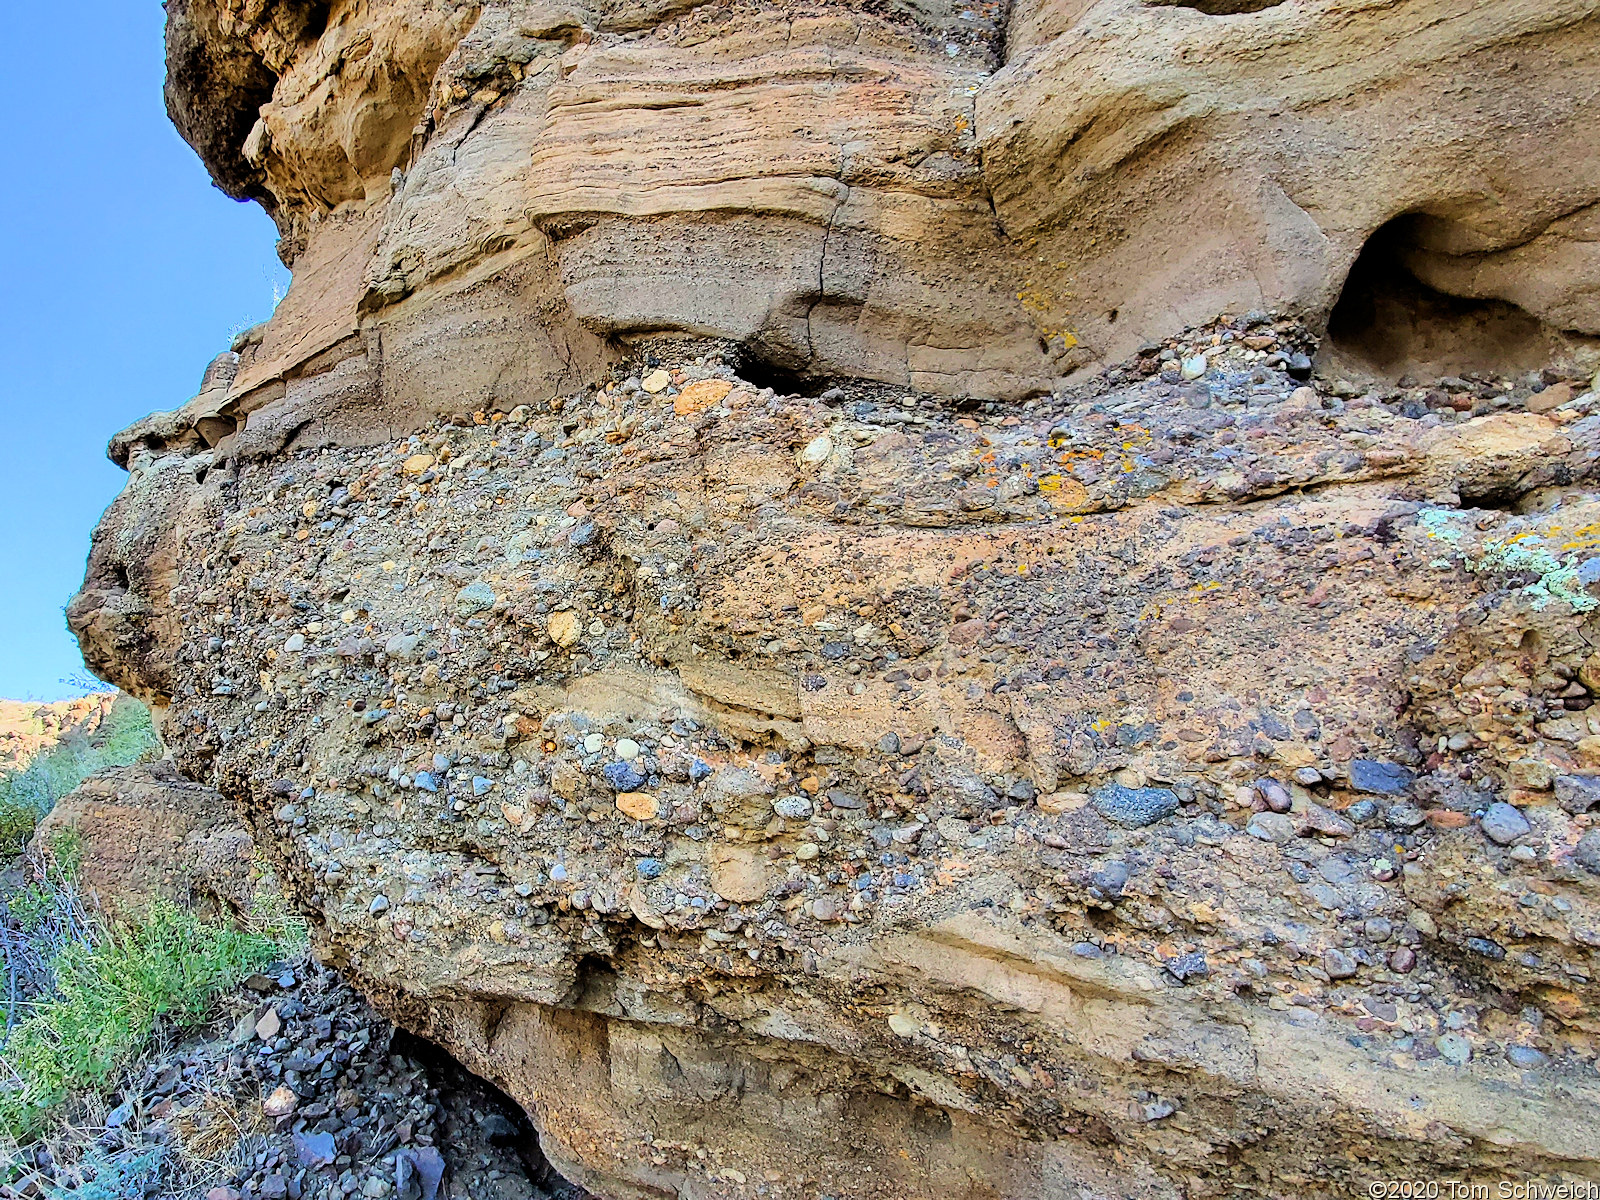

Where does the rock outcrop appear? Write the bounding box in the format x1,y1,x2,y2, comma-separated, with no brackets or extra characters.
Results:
162,0,1600,408
66,1,1600,1196
34,760,257,924
71,327,1600,1196
0,694,120,777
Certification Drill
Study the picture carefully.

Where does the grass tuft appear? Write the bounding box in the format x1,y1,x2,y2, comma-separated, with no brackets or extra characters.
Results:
0,902,282,1142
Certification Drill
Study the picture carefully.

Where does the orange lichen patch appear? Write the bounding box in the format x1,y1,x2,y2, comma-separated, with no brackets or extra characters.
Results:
675,379,735,415
1038,475,1090,512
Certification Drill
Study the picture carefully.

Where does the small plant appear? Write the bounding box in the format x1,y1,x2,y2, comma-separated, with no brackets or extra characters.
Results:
243,856,308,955
0,798,36,859
46,828,83,881
0,902,283,1141
40,1145,165,1200
8,882,57,936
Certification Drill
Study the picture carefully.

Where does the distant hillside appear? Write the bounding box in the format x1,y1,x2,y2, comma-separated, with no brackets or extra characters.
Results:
0,693,159,853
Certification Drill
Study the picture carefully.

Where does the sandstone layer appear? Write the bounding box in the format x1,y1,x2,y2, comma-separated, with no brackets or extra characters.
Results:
66,0,1600,1196
160,0,1600,419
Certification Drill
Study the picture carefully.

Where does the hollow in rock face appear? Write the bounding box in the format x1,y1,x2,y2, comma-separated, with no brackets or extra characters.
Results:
1323,215,1567,382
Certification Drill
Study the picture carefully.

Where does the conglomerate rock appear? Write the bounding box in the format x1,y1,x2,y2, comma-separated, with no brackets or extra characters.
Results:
66,0,1600,1196
71,322,1600,1196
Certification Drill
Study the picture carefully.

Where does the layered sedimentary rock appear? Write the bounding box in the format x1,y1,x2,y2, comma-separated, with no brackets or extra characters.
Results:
162,0,1600,409
982,0,1600,373
72,321,1600,1195
68,0,1600,1196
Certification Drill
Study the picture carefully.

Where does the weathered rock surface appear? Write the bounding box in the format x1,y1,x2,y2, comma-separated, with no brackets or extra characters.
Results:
34,760,257,923
65,0,1600,1195
164,0,1599,408
983,0,1600,374
72,315,1600,1195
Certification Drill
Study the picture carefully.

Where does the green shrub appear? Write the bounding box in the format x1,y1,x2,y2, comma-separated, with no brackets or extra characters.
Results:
0,700,294,1145
0,902,282,1141
44,829,82,881
7,881,57,936
0,799,35,859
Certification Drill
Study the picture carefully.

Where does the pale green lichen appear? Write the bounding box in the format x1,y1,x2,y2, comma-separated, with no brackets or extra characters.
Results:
1417,507,1467,544
1416,507,1598,611
1471,535,1598,612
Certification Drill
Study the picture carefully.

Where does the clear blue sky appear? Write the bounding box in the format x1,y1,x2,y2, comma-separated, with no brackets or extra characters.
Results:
0,3,289,700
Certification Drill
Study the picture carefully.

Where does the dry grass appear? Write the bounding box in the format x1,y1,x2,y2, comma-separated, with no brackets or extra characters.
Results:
167,1075,273,1197
2,836,96,1038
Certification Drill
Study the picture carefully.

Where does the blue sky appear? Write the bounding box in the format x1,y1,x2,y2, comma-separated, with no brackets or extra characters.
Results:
0,3,289,700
